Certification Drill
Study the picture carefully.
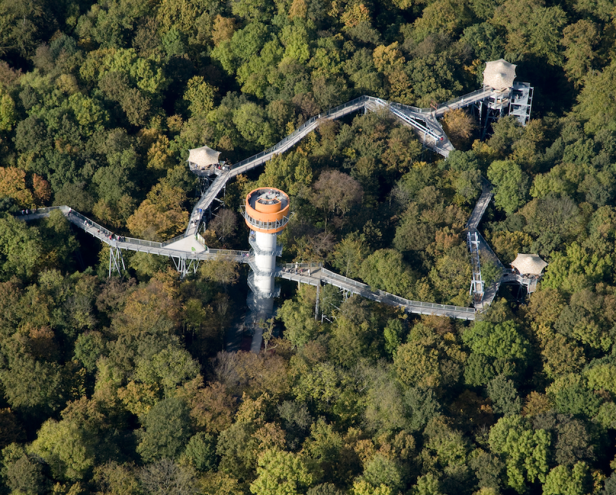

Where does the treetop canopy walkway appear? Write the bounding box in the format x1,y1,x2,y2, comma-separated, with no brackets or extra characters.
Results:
17,84,529,321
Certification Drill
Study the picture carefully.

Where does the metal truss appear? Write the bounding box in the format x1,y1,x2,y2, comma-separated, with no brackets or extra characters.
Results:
467,231,483,297
108,245,126,277
171,256,200,279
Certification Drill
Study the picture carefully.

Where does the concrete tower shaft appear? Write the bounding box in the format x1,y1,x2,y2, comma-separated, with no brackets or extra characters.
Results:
244,188,290,351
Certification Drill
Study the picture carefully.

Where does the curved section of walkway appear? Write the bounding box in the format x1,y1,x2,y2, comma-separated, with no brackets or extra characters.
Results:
17,206,251,263
184,90,505,237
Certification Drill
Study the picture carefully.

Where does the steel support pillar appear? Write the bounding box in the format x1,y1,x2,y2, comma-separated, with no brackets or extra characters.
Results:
315,282,320,320
108,244,125,278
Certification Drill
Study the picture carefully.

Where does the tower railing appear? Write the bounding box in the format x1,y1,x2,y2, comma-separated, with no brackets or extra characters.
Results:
247,273,281,298
243,209,291,231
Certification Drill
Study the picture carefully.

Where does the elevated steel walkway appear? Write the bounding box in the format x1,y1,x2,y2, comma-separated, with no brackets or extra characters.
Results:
464,177,511,310
184,89,514,236
279,264,476,320
17,206,251,276
16,85,532,320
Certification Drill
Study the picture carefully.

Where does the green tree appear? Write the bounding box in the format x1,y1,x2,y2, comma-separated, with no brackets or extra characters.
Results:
0,89,16,131
278,288,320,348
199,256,240,286
480,255,502,287
2,443,48,494
29,419,96,481
362,454,405,493
182,432,218,472
137,397,193,462
546,374,602,417
0,356,66,414
183,76,216,117
462,320,529,361
0,216,43,280
487,375,521,416
411,473,442,495
217,421,260,482
395,324,466,389
489,415,551,493
561,20,599,87
73,332,106,373
576,60,616,133
250,448,313,495
491,0,567,65
93,462,142,495
0,0,52,57
543,462,590,495
135,345,200,394
360,249,415,298
330,233,369,279
233,102,276,148
383,319,404,356
487,160,529,215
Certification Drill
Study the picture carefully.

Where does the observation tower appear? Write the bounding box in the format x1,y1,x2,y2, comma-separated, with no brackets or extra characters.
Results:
243,188,290,350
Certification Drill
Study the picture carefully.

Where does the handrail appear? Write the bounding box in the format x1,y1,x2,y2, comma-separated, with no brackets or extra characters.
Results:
320,267,475,314
436,87,492,111
161,233,188,247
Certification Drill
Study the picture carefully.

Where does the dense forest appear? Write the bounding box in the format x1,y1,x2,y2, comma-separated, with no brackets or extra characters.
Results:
2,0,616,494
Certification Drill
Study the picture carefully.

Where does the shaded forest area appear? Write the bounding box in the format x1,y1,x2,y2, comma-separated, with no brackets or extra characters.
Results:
2,0,616,494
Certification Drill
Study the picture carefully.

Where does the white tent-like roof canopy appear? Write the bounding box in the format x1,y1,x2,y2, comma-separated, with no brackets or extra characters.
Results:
187,146,221,169
511,253,548,276
483,59,517,91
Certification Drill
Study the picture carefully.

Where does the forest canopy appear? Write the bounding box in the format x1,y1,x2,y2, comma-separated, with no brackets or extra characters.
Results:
1,0,616,494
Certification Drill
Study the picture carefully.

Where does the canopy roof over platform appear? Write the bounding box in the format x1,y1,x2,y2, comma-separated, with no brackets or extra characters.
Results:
511,253,547,276
187,146,221,169
483,59,517,91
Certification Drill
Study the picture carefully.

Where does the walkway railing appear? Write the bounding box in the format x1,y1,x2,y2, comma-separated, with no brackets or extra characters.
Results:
433,88,495,115
320,268,475,317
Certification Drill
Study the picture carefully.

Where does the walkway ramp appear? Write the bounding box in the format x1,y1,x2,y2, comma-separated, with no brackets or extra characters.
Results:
185,89,509,225
279,264,476,321
466,180,493,230
18,206,251,263
433,88,496,117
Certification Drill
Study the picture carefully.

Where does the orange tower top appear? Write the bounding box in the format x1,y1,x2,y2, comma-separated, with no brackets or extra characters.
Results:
244,188,290,234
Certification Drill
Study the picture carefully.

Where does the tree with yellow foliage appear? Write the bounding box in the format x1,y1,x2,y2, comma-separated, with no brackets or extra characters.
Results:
0,167,50,208
127,182,189,241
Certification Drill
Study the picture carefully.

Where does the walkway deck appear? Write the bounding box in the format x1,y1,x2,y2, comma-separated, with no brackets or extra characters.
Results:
18,207,251,263
466,180,493,230
279,265,476,320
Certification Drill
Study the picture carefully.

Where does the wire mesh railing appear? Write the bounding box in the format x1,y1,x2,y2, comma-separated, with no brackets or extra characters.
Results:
244,211,290,231
320,267,475,315
67,210,114,238
161,233,188,247
207,248,251,258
